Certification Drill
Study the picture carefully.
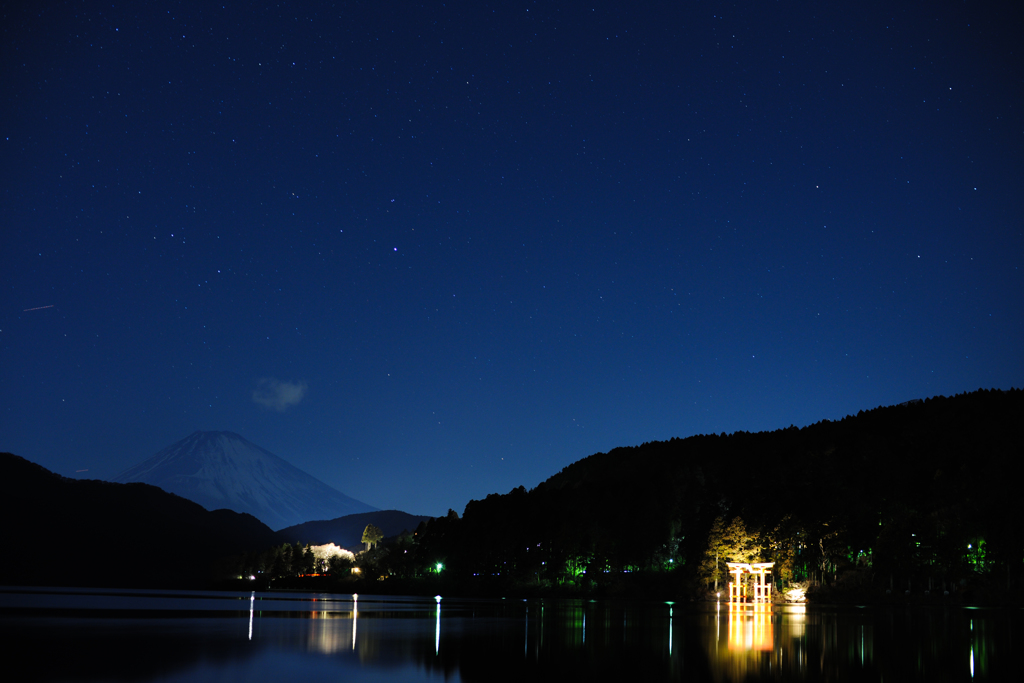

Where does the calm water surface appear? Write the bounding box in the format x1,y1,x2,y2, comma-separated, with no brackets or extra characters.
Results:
0,586,1015,681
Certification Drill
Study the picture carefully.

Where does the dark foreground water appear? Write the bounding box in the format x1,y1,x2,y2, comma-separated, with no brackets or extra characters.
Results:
0,586,1015,682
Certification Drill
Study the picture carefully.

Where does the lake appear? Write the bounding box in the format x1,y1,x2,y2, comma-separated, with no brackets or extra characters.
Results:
0,586,1013,681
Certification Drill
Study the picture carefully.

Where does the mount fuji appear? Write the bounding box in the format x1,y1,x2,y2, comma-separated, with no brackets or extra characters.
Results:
112,431,376,530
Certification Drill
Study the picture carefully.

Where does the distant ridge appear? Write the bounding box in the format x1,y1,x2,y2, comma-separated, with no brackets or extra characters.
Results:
113,431,376,530
278,510,432,549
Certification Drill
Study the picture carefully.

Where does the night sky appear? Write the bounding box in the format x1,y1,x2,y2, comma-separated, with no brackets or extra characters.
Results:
3,1,1021,517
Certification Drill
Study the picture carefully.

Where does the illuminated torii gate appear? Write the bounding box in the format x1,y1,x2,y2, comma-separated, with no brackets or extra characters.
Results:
726,562,774,604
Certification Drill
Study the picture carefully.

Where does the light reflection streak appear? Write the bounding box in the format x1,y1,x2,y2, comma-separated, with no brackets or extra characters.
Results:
715,600,721,657
969,618,974,678
668,606,673,657
352,594,358,651
248,591,254,641
524,605,528,659
435,595,442,655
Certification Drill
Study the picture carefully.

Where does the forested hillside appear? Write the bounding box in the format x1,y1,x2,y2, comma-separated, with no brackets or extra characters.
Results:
408,389,1022,598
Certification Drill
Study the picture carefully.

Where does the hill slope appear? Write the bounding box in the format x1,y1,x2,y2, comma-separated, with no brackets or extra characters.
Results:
112,431,376,530
277,510,432,548
0,453,279,587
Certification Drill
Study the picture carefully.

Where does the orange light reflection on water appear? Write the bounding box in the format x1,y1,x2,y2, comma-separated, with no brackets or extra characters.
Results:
705,603,815,683
727,603,773,652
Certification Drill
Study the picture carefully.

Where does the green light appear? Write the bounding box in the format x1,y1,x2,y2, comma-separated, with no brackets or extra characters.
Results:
436,562,444,573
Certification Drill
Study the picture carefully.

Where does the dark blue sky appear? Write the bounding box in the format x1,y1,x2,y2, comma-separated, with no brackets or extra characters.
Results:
3,1,1021,516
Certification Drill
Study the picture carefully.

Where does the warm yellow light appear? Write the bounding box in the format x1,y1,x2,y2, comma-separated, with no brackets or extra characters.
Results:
725,562,774,604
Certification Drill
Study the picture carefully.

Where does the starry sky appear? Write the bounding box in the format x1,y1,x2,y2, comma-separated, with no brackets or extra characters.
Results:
2,1,1022,517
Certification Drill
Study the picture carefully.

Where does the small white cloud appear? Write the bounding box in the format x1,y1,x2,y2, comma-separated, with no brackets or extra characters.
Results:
252,378,307,412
